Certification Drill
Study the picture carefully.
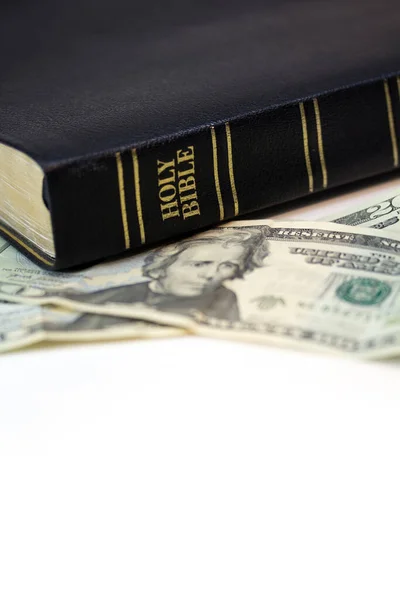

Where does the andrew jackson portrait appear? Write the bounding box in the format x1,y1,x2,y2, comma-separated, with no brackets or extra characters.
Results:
51,227,270,330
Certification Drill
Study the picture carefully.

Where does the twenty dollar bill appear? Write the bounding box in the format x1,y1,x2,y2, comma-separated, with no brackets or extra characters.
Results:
2,220,400,357
0,301,182,353
329,192,400,233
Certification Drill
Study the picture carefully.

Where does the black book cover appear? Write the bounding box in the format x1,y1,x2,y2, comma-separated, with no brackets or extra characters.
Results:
1,0,400,268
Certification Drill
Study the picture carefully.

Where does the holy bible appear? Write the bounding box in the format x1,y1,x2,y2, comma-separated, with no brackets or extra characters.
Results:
1,0,400,269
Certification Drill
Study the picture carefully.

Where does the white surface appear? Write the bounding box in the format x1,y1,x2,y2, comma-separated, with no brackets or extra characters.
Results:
2,179,400,599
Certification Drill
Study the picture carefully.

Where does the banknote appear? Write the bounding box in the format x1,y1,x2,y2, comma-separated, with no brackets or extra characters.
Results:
2,220,400,357
269,176,400,231
0,301,183,353
328,192,400,232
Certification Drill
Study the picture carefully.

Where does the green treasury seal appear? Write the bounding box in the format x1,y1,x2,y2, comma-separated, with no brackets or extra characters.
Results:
336,277,392,306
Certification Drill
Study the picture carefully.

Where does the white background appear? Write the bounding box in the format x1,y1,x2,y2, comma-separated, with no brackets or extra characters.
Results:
2,179,400,599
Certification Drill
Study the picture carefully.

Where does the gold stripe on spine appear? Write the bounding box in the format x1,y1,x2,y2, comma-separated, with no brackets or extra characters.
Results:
299,102,314,193
313,98,328,189
132,149,146,244
383,80,399,168
0,224,53,266
225,122,239,216
115,152,131,249
211,127,225,220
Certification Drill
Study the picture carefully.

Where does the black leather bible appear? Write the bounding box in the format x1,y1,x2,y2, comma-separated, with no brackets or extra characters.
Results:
1,0,400,269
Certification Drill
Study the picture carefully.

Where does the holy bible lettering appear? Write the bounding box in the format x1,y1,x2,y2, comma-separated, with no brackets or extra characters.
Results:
157,145,200,222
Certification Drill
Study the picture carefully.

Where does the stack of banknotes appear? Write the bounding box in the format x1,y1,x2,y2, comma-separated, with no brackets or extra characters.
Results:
2,178,400,358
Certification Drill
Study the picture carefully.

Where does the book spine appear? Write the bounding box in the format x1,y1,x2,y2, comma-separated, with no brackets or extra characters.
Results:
47,75,400,269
